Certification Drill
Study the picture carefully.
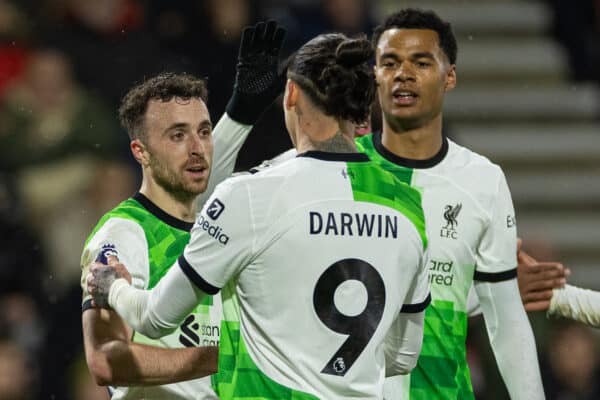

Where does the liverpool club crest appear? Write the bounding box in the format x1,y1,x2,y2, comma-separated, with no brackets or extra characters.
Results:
441,203,462,239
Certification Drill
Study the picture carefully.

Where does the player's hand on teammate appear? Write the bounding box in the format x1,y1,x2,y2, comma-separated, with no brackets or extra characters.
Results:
87,255,132,309
226,20,287,124
517,238,570,312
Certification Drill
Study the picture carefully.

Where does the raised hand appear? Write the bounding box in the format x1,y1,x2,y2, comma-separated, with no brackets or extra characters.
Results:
226,20,287,124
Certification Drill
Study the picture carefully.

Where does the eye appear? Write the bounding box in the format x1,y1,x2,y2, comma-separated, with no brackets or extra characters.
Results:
416,61,431,68
199,127,212,137
171,131,185,141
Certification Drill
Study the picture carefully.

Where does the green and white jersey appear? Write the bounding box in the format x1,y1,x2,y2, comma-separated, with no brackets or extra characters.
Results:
179,152,430,399
80,193,220,400
356,133,518,400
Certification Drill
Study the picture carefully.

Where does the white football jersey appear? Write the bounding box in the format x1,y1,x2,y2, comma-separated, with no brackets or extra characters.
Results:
356,133,518,399
80,114,251,399
81,193,220,400
179,151,430,399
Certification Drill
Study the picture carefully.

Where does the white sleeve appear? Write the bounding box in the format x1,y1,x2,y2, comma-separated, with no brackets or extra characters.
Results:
549,284,600,327
400,248,431,312
108,261,206,338
383,311,425,377
466,286,482,317
475,169,518,281
81,218,149,308
181,178,256,292
195,113,253,208
474,279,544,400
384,245,429,376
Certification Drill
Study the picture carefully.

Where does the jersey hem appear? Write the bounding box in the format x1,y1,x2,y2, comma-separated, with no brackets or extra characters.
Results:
178,255,220,295
400,293,431,313
473,268,517,282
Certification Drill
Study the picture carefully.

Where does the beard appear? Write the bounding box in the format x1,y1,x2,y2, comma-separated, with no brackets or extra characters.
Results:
148,151,205,204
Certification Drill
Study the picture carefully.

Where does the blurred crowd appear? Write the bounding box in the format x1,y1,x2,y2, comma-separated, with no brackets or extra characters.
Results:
0,1,598,399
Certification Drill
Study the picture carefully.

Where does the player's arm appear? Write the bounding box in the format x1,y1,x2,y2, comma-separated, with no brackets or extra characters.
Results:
474,279,543,399
89,179,255,339
196,21,286,206
514,240,600,326
384,247,431,376
83,307,217,386
466,286,482,316
468,238,569,317
81,224,218,386
88,258,211,339
548,284,600,327
474,171,544,399
383,309,426,376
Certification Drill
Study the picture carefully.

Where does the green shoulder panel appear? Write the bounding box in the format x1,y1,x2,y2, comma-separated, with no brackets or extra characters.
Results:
84,197,192,289
347,159,427,249
355,133,414,185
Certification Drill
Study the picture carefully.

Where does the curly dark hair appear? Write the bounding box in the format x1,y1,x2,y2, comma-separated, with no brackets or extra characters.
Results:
287,33,375,124
118,72,208,141
372,8,457,65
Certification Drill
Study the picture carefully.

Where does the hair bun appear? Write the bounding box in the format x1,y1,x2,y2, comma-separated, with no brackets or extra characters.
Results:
335,38,374,67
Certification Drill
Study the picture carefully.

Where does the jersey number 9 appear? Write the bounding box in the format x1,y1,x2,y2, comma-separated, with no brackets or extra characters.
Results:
313,258,386,376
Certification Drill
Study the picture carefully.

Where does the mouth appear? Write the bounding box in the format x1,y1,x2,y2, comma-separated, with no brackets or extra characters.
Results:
185,164,208,179
392,89,418,106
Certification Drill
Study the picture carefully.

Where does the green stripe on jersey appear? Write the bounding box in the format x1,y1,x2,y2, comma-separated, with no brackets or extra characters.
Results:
215,283,318,400
356,134,477,399
355,134,413,185
85,197,214,341
409,300,473,399
84,197,190,288
346,161,427,249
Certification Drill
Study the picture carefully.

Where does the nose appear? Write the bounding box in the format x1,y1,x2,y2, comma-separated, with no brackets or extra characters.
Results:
394,62,415,82
189,134,206,157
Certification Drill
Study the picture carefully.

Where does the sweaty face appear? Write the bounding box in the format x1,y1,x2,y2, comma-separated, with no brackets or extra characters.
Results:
375,28,456,130
143,97,213,202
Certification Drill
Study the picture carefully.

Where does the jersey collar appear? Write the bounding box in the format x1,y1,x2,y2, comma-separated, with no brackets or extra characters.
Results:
296,151,370,162
133,192,194,232
372,131,448,169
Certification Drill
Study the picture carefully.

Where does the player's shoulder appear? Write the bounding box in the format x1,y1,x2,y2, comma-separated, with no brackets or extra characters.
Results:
446,139,505,178
439,139,510,212
84,196,152,248
438,139,507,194
85,215,146,248
219,155,302,190
99,196,152,225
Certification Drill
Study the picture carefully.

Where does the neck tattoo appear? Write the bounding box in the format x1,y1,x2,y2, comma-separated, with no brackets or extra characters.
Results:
311,131,356,153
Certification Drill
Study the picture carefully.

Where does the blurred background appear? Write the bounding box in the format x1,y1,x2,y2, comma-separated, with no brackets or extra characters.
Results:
0,0,598,399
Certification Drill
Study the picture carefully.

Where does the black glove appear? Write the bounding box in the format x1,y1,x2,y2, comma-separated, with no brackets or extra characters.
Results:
226,20,286,125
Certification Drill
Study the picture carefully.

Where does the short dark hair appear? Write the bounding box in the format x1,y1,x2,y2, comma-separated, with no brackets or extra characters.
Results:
118,72,208,141
287,33,376,124
372,8,457,65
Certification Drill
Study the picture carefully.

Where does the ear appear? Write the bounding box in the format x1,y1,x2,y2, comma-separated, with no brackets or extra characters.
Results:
130,139,149,166
445,64,457,92
284,79,298,110
373,65,380,87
